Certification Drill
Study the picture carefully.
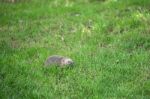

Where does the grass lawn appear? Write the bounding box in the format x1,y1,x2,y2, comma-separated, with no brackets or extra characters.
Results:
0,0,150,98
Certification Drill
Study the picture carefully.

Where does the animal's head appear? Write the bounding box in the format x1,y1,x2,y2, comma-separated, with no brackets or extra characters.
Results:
61,58,74,66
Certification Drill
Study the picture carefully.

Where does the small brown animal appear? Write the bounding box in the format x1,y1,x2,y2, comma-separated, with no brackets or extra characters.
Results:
44,55,74,67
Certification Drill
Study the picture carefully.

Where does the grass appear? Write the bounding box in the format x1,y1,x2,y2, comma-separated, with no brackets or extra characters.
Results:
0,0,150,98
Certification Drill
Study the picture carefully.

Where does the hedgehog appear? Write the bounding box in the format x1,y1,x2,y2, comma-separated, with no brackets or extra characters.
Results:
44,55,74,67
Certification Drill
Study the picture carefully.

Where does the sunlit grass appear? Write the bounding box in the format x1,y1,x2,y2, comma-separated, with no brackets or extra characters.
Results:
0,0,150,98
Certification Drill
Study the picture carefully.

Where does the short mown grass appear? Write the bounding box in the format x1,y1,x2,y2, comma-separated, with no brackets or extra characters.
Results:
0,0,150,98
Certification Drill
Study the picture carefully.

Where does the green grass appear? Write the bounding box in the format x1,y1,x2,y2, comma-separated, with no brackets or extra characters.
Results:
0,0,150,98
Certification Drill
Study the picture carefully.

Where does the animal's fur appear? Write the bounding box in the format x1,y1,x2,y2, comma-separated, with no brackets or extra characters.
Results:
44,55,74,67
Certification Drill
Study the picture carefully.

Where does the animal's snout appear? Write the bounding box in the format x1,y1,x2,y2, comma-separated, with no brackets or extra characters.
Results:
68,61,74,65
